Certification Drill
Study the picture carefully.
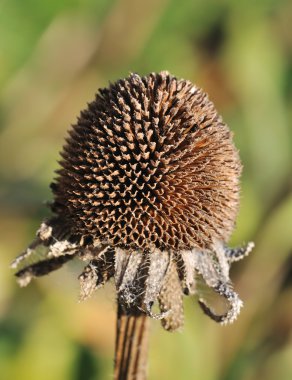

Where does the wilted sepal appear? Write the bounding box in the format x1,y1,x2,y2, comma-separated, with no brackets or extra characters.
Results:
15,255,75,287
114,249,171,321
192,240,253,325
11,219,79,287
158,259,184,331
225,242,255,263
78,246,115,300
176,250,197,295
198,282,243,325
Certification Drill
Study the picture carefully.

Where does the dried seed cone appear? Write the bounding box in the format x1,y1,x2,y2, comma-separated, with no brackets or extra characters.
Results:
51,71,241,251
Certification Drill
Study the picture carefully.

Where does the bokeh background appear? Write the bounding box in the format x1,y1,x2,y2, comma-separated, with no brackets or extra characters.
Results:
1,0,292,379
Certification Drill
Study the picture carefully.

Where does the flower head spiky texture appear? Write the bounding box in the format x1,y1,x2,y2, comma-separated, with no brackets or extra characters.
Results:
52,71,240,251
12,72,254,329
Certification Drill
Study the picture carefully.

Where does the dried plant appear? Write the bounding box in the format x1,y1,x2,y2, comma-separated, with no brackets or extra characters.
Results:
12,71,254,379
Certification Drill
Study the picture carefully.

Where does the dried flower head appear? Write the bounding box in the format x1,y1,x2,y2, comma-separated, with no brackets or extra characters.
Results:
12,71,254,329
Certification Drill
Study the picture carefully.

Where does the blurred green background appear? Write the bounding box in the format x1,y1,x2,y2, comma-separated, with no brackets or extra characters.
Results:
1,0,292,379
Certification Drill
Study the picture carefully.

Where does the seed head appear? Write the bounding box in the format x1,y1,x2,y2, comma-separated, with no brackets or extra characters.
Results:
52,71,240,251
12,72,254,329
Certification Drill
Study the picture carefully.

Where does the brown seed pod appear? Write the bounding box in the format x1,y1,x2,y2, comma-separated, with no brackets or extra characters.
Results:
52,71,240,252
12,71,254,328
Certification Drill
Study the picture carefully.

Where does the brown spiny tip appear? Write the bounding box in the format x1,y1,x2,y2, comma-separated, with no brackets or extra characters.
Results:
51,71,241,251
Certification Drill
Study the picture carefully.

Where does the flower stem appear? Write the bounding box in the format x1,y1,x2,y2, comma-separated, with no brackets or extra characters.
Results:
114,305,150,380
